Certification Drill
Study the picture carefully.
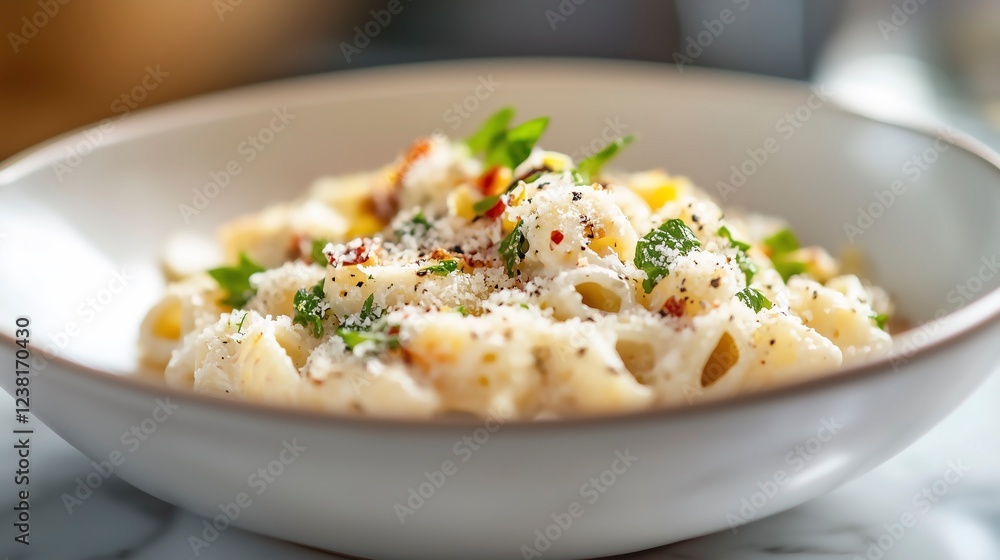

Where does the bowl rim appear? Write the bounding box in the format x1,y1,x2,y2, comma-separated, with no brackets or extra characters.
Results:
3,57,1000,430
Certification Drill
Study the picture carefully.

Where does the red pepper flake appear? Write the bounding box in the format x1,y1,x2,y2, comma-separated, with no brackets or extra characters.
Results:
662,296,685,318
550,230,564,245
476,165,503,195
484,198,506,219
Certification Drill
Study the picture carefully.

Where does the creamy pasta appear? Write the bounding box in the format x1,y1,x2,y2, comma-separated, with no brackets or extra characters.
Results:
140,109,893,419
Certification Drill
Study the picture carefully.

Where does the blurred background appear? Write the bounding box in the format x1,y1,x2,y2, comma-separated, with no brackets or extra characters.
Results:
2,0,1000,160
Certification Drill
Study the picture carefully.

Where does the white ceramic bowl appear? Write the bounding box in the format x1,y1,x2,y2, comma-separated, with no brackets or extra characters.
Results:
2,60,1000,560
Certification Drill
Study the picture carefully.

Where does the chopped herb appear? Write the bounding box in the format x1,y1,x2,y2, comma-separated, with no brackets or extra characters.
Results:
574,135,634,183
336,329,400,351
418,259,460,277
736,288,772,313
764,227,806,282
292,280,329,337
310,239,329,266
336,294,399,352
395,211,432,238
634,219,701,293
718,226,758,284
455,305,469,316
473,195,501,216
499,220,529,277
208,252,265,309
519,303,530,309
235,312,248,334
466,107,514,154
871,313,889,331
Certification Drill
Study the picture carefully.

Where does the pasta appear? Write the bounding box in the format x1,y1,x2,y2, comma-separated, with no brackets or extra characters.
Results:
141,109,893,419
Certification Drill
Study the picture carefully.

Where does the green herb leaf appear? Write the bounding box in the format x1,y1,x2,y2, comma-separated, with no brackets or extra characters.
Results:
764,228,806,282
718,226,757,285
455,305,469,316
292,280,329,337
634,219,702,293
311,240,329,266
499,220,529,277
395,211,432,238
485,117,549,170
764,228,799,255
419,259,460,277
473,195,501,216
208,252,266,309
871,313,889,331
736,288,772,313
335,294,399,352
466,107,515,154
575,135,634,183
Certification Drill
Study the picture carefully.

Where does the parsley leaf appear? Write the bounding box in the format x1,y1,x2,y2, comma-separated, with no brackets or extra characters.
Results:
871,313,889,331
764,227,806,282
466,107,514,154
499,220,529,277
419,259,460,277
395,211,432,238
455,305,469,316
208,252,265,309
736,287,772,313
634,219,701,293
311,240,329,266
718,226,758,285
473,195,501,216
575,135,634,183
292,280,329,337
335,294,399,351
485,117,549,170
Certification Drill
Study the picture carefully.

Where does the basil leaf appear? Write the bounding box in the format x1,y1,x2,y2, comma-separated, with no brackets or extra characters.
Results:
419,259,460,277
718,226,757,284
486,117,549,170
292,280,329,337
764,228,806,282
208,252,266,309
575,135,634,183
634,219,701,293
466,107,514,154
736,287,772,313
311,240,329,266
499,220,529,277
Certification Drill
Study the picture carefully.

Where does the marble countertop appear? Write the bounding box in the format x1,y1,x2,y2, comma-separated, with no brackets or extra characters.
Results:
1,370,998,560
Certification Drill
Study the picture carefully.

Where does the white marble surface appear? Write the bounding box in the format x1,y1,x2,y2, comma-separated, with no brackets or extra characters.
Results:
1,369,998,560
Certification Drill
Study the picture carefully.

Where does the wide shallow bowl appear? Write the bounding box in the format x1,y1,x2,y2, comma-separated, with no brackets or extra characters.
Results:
2,59,1000,560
